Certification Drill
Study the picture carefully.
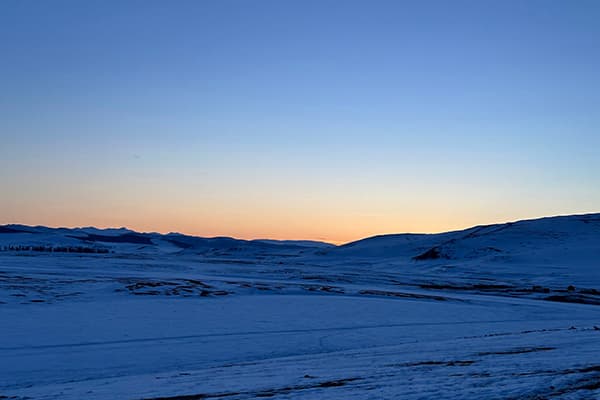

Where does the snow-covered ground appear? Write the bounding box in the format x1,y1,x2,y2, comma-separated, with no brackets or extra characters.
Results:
1,214,599,399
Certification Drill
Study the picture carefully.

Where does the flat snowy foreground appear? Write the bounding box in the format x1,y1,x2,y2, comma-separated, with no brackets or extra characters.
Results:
1,253,600,400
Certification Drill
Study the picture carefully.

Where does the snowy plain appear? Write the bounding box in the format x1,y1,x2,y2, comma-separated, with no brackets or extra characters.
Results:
1,214,599,399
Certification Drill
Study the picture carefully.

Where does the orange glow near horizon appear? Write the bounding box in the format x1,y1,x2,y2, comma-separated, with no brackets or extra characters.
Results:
3,203,597,245
2,156,598,245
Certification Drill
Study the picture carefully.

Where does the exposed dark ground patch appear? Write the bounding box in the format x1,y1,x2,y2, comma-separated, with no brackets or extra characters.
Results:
140,377,361,400
544,294,600,306
417,281,600,306
300,275,353,284
477,346,556,356
386,360,476,368
419,283,515,291
413,247,445,261
118,279,231,297
505,364,600,399
0,226,34,234
359,289,450,301
69,233,154,245
303,285,345,294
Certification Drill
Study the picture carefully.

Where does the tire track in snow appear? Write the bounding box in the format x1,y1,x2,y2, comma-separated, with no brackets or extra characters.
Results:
0,318,586,351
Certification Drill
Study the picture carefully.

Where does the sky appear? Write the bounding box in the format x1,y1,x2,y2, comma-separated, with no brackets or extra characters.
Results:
1,0,599,244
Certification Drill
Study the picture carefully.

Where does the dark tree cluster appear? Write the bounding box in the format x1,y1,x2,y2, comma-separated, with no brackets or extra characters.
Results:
0,245,110,254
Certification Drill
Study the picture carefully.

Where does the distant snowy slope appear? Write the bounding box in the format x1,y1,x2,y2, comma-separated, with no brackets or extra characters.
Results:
328,213,600,264
419,214,600,264
0,225,333,255
330,232,460,258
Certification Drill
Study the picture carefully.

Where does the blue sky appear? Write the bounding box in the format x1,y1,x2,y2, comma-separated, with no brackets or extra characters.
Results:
1,0,599,242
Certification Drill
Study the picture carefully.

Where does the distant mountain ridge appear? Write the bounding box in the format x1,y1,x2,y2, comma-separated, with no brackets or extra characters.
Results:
0,224,335,256
1,213,599,262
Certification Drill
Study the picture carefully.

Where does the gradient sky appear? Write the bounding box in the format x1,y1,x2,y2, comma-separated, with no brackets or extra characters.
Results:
1,0,599,244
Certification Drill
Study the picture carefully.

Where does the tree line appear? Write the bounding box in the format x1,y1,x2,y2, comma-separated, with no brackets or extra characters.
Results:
0,245,110,253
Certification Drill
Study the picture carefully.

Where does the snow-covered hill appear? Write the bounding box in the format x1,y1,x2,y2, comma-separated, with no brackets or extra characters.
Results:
330,213,600,262
320,213,600,289
0,224,334,256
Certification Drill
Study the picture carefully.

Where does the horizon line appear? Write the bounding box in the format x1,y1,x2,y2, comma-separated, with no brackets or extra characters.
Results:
2,211,598,247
